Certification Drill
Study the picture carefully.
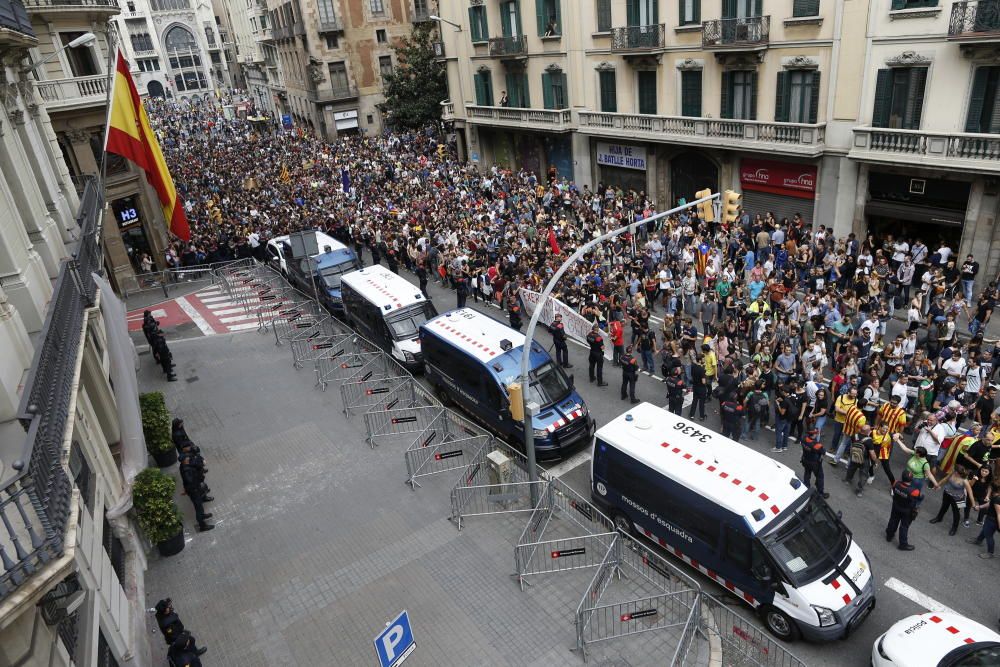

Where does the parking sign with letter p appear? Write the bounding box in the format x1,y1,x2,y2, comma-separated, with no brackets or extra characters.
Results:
374,610,415,667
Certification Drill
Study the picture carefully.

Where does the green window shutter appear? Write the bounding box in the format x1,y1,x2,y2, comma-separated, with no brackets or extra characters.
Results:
474,73,485,105
891,0,906,9
793,0,820,16
693,0,701,22
501,2,512,36
749,70,758,120
808,71,820,124
542,71,553,108
966,67,990,132
908,67,928,130
485,75,494,105
468,7,479,41
871,68,892,127
554,0,562,33
506,72,517,105
559,72,569,107
678,0,686,23
600,70,617,111
722,0,737,18
681,70,702,116
480,8,489,40
720,70,732,118
627,0,639,25
536,0,546,35
774,71,788,122
652,0,659,24
754,0,762,16
514,0,523,35
597,0,611,30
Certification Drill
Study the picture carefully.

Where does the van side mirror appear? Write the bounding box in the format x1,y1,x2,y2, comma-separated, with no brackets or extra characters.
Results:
568,374,575,386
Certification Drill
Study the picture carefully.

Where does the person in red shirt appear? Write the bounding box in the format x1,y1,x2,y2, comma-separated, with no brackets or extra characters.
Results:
610,318,625,366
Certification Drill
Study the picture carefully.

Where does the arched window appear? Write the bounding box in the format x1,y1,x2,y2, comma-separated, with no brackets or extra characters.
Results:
164,26,197,52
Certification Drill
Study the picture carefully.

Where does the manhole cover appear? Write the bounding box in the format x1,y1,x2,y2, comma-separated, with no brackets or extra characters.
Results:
185,375,199,383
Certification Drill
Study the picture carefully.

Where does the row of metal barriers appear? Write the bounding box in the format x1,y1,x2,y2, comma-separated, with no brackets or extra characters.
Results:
211,259,806,667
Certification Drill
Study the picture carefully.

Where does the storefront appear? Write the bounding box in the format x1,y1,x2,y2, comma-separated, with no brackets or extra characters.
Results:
477,129,572,181
334,110,360,135
595,141,649,194
739,158,818,225
864,171,969,249
112,195,153,272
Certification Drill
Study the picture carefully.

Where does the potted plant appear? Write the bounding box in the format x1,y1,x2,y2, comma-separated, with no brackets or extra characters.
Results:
140,391,176,467
133,468,185,556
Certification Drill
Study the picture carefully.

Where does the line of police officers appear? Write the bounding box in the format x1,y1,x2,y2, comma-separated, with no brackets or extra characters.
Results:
142,311,177,382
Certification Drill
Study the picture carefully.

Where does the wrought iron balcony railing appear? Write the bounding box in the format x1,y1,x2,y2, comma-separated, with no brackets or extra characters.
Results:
1,177,103,601
309,85,358,102
488,35,527,57
318,17,342,32
702,15,770,47
949,0,1000,37
610,24,666,50
21,0,119,10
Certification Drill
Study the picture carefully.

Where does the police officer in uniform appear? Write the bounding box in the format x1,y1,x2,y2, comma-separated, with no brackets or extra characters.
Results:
586,323,607,386
155,598,185,646
152,331,177,382
415,261,429,299
886,469,922,551
665,365,686,415
180,452,215,532
800,428,829,498
168,632,206,666
509,302,523,331
620,345,639,404
550,313,571,368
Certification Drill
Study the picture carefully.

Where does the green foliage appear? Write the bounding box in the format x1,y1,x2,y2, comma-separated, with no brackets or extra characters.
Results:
133,467,182,543
139,391,173,454
380,24,448,130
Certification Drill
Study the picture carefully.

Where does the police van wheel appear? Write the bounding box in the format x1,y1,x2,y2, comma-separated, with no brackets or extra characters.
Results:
435,384,453,407
613,512,635,537
761,606,800,642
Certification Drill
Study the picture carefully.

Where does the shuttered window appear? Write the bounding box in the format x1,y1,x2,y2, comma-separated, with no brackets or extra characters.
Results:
793,0,820,16
468,6,488,42
474,70,494,106
596,0,612,31
599,70,617,112
721,70,757,120
536,0,561,35
542,70,568,108
679,0,700,24
871,67,927,129
965,66,1000,134
681,70,702,117
775,70,821,123
506,72,530,107
627,0,658,25
890,0,938,9
637,70,657,114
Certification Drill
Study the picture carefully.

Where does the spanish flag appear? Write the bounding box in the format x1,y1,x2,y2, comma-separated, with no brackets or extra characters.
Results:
104,50,190,241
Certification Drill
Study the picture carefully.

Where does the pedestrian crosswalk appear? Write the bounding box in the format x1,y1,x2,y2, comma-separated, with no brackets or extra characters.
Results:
127,284,289,338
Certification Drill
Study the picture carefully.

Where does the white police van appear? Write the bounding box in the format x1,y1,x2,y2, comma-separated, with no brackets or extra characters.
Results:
591,402,875,642
265,230,343,277
873,612,1000,667
340,265,436,373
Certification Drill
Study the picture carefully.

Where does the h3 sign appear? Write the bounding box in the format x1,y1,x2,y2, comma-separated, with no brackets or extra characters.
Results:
373,610,416,667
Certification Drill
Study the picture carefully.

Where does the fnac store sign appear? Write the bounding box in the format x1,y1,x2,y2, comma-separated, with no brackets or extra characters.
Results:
740,159,817,199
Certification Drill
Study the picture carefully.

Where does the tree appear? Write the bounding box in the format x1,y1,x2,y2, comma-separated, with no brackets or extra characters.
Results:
380,24,448,130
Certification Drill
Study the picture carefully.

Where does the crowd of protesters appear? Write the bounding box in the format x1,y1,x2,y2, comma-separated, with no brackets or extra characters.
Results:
148,96,1000,557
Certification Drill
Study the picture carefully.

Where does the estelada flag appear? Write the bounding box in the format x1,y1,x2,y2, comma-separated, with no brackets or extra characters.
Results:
279,164,290,184
104,50,189,241
695,241,710,276
547,226,561,255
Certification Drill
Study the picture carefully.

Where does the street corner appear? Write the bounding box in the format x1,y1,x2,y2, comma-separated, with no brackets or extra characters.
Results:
127,284,275,342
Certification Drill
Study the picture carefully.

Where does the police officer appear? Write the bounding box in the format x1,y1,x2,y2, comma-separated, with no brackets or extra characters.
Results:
455,261,469,309
665,365,686,415
415,261,429,298
586,323,607,386
620,345,639,404
171,418,199,455
168,631,206,666
152,331,178,382
550,313,571,368
800,428,829,498
886,469,922,551
509,302,523,331
154,598,185,646
180,452,214,532
719,392,743,441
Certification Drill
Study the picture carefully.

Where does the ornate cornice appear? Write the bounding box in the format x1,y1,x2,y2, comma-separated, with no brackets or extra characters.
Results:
782,55,819,69
675,57,703,71
594,61,615,71
885,50,931,67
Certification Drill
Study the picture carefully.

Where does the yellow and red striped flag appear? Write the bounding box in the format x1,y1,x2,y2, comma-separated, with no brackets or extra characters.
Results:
104,50,190,241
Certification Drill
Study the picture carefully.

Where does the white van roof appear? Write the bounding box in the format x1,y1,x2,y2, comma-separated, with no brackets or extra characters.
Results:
424,308,525,363
341,265,426,314
268,231,346,254
597,402,806,532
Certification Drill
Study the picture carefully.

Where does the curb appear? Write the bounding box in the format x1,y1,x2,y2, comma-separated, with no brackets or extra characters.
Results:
700,601,724,667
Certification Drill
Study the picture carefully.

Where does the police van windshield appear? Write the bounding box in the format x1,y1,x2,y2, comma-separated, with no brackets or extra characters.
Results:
386,302,436,340
761,494,850,586
320,259,355,289
526,361,572,407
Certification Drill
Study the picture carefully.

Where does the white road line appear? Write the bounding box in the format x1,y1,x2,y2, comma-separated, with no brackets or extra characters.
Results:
175,296,217,336
196,286,222,295
226,322,260,332
884,577,958,615
204,300,238,309
197,295,233,304
545,451,591,478
220,313,260,323
207,306,247,316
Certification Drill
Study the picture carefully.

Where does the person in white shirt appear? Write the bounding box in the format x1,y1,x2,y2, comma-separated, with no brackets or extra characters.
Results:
914,413,949,464
937,245,952,265
891,378,909,409
892,240,910,266
860,318,880,343
942,355,967,380
965,360,983,399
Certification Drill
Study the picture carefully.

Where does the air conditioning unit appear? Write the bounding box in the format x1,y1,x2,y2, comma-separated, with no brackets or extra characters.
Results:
486,449,512,485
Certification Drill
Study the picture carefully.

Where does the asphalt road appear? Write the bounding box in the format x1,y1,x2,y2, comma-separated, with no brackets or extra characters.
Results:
129,259,999,667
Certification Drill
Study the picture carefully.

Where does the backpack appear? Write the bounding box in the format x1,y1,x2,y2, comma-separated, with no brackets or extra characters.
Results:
849,438,866,465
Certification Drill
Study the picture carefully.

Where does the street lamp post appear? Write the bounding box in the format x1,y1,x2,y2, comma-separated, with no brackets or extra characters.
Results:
519,192,720,495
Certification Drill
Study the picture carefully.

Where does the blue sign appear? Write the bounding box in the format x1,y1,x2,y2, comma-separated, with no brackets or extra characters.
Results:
373,610,415,667
281,114,292,129
470,151,480,162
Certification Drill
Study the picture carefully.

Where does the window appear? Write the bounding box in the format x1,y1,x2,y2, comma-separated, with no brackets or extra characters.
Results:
204,25,216,45
137,58,160,72
150,0,190,10
679,0,701,25
370,0,385,15
126,0,135,9
175,71,208,91
379,55,393,79
60,32,99,76
325,33,339,48
637,70,657,114
474,69,494,105
599,69,616,112
627,0,659,25
102,515,126,581
317,0,337,24
681,69,702,116
164,25,198,52
890,0,938,8
721,69,757,119
69,442,94,513
130,32,154,52
536,0,561,36
210,51,222,64
501,0,521,37
775,70,820,123
376,28,387,43
542,69,568,108
505,71,530,107
871,67,927,129
367,114,374,123
329,61,349,91
469,6,489,41
966,66,1000,133
725,525,753,569
596,0,612,31
722,0,761,18
793,0,820,16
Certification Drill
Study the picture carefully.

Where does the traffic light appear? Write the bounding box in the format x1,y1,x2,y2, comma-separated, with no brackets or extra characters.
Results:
437,143,446,160
508,382,524,422
695,188,715,223
723,189,742,226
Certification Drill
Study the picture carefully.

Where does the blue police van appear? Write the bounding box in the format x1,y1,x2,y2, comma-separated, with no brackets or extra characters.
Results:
265,232,359,315
592,402,875,642
419,308,594,460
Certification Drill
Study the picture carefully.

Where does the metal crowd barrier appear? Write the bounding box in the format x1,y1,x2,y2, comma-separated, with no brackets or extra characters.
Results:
123,258,253,298
699,595,808,667
403,410,492,489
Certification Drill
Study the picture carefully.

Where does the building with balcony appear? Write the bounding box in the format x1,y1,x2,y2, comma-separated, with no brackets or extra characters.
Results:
261,0,425,139
0,7,152,667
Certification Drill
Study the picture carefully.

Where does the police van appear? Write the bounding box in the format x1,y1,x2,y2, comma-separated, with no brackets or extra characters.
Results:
265,231,359,314
420,308,594,460
340,265,436,372
591,402,875,642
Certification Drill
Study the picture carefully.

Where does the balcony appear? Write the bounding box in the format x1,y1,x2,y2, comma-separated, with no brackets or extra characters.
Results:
318,17,342,33
702,16,770,50
21,0,119,13
257,26,273,41
466,105,574,132
578,111,826,157
36,74,109,112
0,0,37,37
1,179,102,602
488,35,527,58
850,126,1000,174
441,100,454,120
309,85,358,103
273,24,290,40
611,24,666,51
132,48,156,57
948,0,1000,41
413,7,432,22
